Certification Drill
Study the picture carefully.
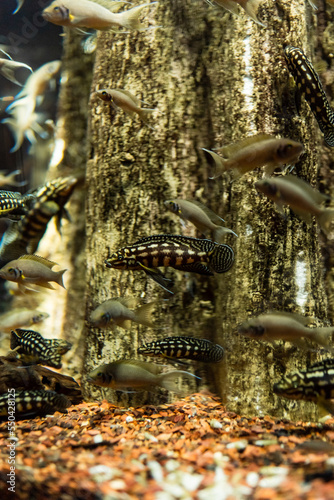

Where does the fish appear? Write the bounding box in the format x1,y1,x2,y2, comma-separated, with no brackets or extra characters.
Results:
8,60,61,107
0,50,32,86
87,359,199,393
238,312,334,350
164,199,237,241
0,309,49,333
0,176,78,266
273,358,334,415
202,134,304,179
13,0,24,14
0,190,35,220
138,336,225,362
105,234,235,293
205,0,266,27
3,60,61,152
0,170,27,188
90,297,155,329
307,0,317,9
95,88,156,128
42,1,158,32
0,389,71,417
10,328,72,368
2,104,47,153
284,46,334,147
0,255,67,292
255,175,334,235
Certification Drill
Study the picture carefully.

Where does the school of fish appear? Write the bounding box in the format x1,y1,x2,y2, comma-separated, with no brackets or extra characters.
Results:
0,0,333,420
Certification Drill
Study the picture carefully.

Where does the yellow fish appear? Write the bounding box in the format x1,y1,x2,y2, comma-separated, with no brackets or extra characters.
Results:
203,134,304,179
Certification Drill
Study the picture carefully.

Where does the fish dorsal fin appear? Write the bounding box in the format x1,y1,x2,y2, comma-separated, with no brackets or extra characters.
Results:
18,254,58,268
220,134,274,158
114,89,141,107
266,310,314,326
92,0,130,12
184,199,225,225
0,49,12,60
116,296,139,309
281,175,329,205
118,359,162,375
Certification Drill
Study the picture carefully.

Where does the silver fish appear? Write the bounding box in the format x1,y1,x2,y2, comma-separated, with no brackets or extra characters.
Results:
0,50,32,86
0,308,49,333
0,254,67,292
87,359,199,393
95,88,156,128
43,1,157,32
238,311,334,351
206,1,266,26
164,199,237,241
255,175,334,235
90,297,155,329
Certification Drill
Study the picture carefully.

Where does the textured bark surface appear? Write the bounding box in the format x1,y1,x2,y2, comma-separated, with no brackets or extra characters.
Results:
80,0,333,420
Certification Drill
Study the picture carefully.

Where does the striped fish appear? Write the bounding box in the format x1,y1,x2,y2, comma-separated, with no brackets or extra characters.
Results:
138,336,224,362
0,176,77,266
10,328,72,369
105,234,234,293
284,46,334,147
0,190,34,220
0,389,71,417
273,358,334,414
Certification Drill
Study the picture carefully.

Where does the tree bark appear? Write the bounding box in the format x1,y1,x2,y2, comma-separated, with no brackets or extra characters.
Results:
78,0,332,420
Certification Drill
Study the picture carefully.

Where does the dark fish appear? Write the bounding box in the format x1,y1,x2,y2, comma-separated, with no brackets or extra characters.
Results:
273,358,334,415
0,176,77,266
87,359,199,393
284,46,334,147
105,234,234,293
0,190,35,220
10,328,72,368
0,389,71,417
138,336,224,362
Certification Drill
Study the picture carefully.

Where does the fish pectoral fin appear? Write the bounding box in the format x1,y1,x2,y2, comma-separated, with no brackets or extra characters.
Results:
138,263,174,294
117,319,132,330
175,262,213,276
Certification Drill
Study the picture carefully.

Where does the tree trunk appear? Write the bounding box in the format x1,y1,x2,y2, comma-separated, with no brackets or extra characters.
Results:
77,0,331,420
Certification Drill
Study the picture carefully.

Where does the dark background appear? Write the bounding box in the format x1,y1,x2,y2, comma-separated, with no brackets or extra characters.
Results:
0,0,62,184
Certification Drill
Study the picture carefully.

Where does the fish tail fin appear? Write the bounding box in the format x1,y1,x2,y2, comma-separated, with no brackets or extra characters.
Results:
311,327,334,351
244,0,266,27
134,302,155,328
56,269,67,289
317,209,334,236
1,67,22,87
2,118,24,152
202,148,226,179
158,370,200,394
213,226,238,243
138,108,156,128
120,3,157,31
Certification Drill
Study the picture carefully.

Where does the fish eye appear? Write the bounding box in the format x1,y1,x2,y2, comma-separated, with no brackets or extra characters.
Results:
102,313,110,322
249,325,265,336
8,267,22,279
53,6,60,11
